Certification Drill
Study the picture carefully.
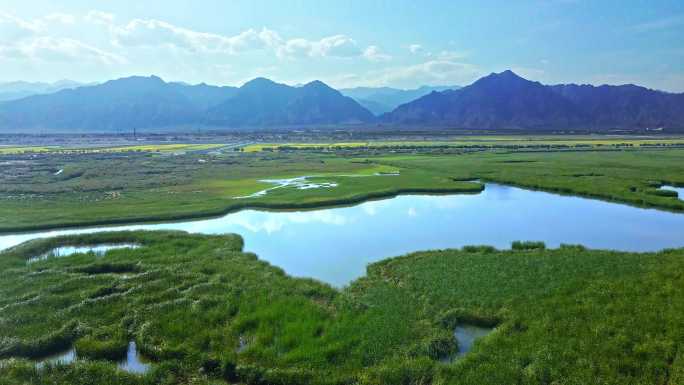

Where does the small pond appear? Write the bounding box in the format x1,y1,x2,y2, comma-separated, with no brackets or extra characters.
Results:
117,341,151,374
35,348,76,368
28,244,140,263
454,325,494,357
33,341,150,374
660,185,684,200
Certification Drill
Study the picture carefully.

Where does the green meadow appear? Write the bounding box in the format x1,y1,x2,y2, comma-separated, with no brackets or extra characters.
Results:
2,144,684,232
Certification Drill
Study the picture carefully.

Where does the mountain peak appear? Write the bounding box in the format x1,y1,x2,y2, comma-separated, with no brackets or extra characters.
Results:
471,70,535,89
487,70,525,81
106,75,165,86
241,77,277,89
302,80,334,91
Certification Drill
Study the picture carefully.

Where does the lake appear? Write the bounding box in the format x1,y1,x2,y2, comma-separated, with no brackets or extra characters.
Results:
3,183,684,286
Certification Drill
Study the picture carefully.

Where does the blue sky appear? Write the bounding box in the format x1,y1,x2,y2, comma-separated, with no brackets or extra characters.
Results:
1,0,683,91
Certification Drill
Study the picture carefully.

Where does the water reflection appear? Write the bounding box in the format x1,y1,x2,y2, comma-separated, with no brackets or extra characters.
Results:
32,341,150,374
117,341,150,374
454,325,493,357
28,244,140,263
3,184,684,286
660,185,684,200
35,348,76,368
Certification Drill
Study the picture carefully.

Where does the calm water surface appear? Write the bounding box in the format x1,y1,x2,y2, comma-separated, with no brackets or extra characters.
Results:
33,341,150,373
661,185,684,200
3,183,684,286
454,325,494,357
28,243,140,263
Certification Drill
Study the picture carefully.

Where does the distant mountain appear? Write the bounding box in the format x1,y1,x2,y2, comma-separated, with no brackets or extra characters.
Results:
0,76,372,132
0,76,237,132
383,70,684,130
0,80,87,101
205,78,375,126
340,85,459,115
549,83,684,129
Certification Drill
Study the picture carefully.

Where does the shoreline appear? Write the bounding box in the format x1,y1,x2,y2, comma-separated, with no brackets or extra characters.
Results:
4,178,684,235
0,185,484,234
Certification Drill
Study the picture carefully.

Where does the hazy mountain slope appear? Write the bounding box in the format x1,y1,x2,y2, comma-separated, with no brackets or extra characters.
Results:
384,70,684,130
205,78,375,126
340,85,459,115
385,71,584,128
550,84,684,129
0,76,232,132
0,80,87,102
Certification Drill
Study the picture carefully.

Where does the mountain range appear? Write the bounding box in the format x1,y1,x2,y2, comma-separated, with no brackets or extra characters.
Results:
0,80,87,102
0,71,682,132
339,85,459,115
384,70,684,130
0,76,373,132
205,78,374,126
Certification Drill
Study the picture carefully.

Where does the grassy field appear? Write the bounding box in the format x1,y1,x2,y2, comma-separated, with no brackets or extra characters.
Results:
0,231,681,384
243,135,684,152
1,144,684,232
0,143,228,155
0,150,482,232
0,146,60,154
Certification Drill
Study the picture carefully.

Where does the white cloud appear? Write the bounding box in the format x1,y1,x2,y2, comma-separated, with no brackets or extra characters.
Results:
44,13,76,25
85,10,115,26
111,18,364,60
509,66,545,80
373,60,481,87
631,14,684,33
317,35,359,57
0,12,124,66
0,12,43,40
436,50,467,60
363,45,391,62
0,36,125,64
113,19,281,54
328,58,482,88
277,34,360,58
408,44,423,54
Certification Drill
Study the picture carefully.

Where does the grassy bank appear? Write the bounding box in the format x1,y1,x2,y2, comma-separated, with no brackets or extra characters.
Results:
0,231,682,384
2,144,684,232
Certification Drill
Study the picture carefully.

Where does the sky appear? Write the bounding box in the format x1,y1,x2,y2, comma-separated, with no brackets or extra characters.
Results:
0,0,683,91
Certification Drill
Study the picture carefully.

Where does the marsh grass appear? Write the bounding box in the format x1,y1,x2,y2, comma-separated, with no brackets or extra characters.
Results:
7,146,684,233
511,241,546,250
0,231,683,384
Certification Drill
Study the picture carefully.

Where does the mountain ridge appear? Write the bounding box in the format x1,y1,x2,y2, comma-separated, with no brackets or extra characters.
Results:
0,76,374,132
340,85,460,115
383,71,684,130
0,71,682,132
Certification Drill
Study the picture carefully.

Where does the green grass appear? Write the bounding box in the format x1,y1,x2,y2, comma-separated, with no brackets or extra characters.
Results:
0,146,60,154
0,151,481,232
243,135,684,152
3,146,684,232
0,231,682,384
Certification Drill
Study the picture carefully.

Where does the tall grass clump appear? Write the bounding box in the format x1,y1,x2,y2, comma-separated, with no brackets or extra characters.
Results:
511,240,546,250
